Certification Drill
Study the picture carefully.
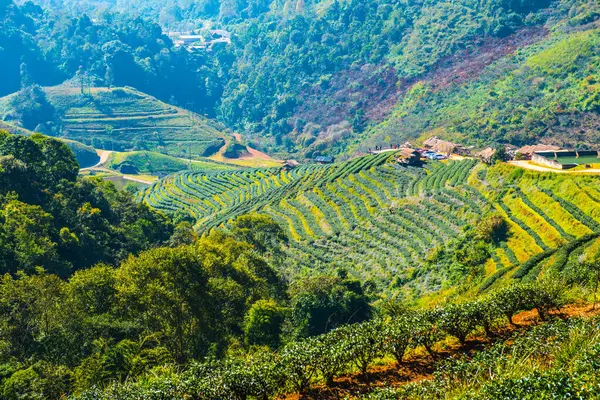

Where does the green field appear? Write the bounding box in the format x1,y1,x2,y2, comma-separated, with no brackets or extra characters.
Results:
106,151,240,175
140,155,600,296
0,84,226,157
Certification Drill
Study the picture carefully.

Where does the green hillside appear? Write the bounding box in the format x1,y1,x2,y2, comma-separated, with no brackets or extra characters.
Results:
357,24,600,151
106,151,240,175
60,139,100,168
5,0,599,157
0,84,226,157
141,155,600,297
0,120,101,168
4,0,600,398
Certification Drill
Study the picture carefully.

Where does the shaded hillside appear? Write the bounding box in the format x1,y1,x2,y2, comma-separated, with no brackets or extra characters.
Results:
0,120,101,168
5,0,600,155
61,138,100,168
0,131,173,276
0,84,226,157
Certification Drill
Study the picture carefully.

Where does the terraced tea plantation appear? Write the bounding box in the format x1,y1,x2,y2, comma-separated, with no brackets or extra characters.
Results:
140,155,600,295
1,84,226,156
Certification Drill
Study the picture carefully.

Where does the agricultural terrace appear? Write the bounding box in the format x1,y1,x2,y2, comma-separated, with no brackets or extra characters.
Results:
43,85,224,156
141,155,600,297
106,151,240,175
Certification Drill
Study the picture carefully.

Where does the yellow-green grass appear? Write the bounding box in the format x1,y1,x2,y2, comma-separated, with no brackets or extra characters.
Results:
140,156,600,297
297,193,333,235
496,204,542,263
107,151,239,175
580,236,600,260
265,205,302,241
502,193,564,248
208,154,282,168
521,186,592,237
544,180,600,225
314,187,351,230
279,198,315,239
494,248,513,269
483,258,497,276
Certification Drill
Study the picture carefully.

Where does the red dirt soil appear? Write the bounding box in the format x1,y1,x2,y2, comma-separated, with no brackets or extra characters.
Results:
233,132,280,161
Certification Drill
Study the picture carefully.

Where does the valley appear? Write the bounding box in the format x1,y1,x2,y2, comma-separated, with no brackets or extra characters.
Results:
0,0,600,398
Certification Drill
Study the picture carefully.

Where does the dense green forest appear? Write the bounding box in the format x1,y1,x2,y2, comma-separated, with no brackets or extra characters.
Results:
2,0,599,156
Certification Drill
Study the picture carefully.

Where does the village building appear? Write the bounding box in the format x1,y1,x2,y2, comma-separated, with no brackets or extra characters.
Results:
315,155,334,164
476,147,496,164
397,147,422,166
283,159,301,171
423,136,470,156
516,144,561,160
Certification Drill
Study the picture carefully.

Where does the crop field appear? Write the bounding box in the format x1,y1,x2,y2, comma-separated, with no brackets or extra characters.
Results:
45,85,225,156
106,151,240,175
141,156,600,295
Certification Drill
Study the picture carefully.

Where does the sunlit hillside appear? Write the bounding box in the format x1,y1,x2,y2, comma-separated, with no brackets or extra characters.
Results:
140,155,600,299
0,84,226,157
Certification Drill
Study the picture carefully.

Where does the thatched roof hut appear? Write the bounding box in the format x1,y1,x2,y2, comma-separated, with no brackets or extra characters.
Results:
476,147,496,163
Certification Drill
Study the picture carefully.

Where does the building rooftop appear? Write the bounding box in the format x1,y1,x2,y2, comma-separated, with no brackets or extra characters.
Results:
517,144,561,155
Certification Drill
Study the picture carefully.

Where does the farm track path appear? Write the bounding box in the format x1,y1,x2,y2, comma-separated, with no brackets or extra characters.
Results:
80,150,113,171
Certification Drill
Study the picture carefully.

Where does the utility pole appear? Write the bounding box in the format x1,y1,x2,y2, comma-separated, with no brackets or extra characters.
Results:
186,100,196,122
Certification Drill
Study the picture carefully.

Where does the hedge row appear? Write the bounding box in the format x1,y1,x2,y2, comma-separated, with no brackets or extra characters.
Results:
76,282,564,400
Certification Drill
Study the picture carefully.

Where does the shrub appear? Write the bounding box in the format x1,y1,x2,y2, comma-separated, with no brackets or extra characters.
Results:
382,314,413,365
3,367,44,400
337,319,385,376
470,299,502,337
410,310,443,357
489,284,533,325
478,267,510,294
219,354,285,400
312,330,351,386
437,302,480,345
528,281,565,321
244,300,286,349
279,340,319,394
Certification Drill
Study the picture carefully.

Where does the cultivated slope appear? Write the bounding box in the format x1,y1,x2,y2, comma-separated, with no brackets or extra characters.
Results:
140,156,600,296
0,84,226,157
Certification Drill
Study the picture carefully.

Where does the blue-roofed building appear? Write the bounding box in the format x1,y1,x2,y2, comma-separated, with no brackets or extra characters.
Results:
315,155,334,164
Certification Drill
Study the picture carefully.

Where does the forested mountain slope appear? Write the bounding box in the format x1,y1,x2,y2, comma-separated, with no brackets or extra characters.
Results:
359,18,600,151
0,1,227,115
0,131,173,276
2,131,600,399
4,0,600,157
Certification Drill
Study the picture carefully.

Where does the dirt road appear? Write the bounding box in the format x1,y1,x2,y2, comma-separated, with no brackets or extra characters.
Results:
81,150,113,170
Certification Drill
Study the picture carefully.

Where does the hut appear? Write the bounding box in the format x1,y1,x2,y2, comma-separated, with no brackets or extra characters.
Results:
315,155,334,164
516,144,561,160
283,159,301,171
397,148,422,166
423,136,470,156
476,147,496,164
